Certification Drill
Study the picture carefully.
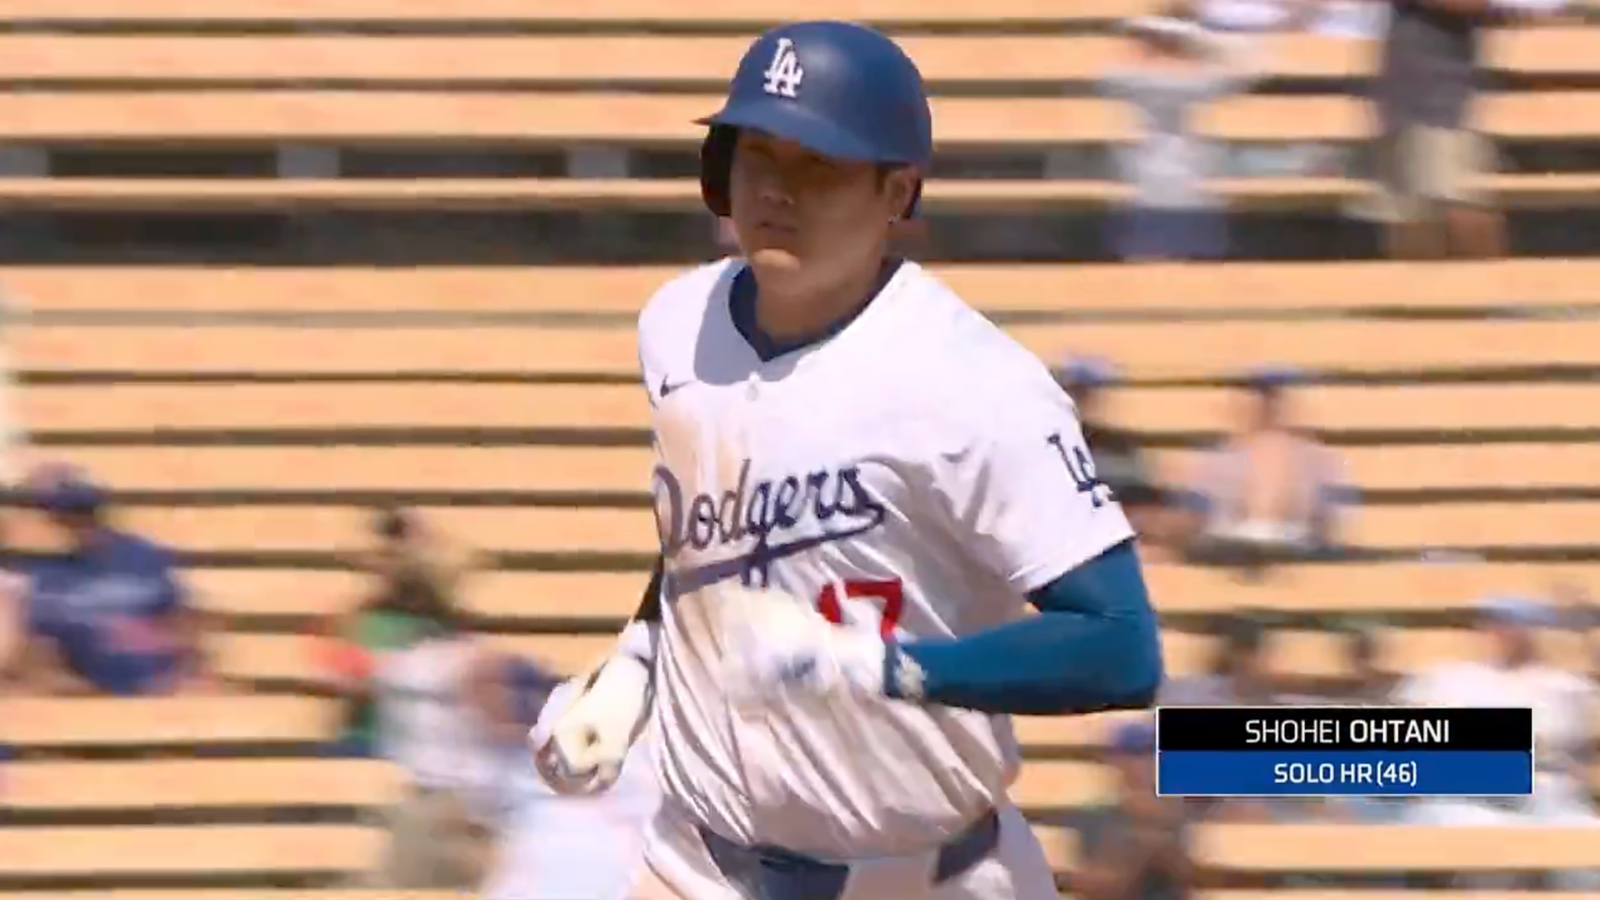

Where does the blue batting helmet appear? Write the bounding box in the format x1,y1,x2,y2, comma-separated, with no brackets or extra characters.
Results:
697,21,934,218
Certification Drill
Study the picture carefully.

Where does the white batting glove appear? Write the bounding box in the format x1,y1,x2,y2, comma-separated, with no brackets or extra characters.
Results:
718,585,926,708
530,653,652,795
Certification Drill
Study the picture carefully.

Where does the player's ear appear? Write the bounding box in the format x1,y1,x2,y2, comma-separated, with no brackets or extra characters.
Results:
879,166,920,221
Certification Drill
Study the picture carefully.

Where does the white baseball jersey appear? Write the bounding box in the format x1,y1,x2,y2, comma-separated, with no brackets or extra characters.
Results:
637,258,1134,859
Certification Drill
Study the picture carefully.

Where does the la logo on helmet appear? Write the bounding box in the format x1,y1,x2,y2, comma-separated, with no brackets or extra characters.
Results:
762,37,804,98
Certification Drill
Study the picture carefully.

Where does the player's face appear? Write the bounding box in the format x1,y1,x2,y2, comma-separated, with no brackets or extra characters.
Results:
728,130,918,290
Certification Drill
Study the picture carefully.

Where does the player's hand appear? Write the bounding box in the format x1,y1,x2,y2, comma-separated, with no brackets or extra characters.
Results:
530,656,651,795
718,585,920,707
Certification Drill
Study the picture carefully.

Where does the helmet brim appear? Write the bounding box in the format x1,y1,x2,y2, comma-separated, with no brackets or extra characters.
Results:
698,99,898,166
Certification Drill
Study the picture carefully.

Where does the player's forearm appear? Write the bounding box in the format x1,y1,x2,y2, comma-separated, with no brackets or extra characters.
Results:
614,556,665,666
892,540,1163,715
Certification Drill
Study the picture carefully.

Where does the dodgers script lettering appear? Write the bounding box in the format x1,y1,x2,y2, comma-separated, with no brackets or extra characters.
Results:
653,460,887,597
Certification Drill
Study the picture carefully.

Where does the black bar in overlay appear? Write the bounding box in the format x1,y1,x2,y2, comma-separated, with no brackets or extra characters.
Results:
1157,706,1531,752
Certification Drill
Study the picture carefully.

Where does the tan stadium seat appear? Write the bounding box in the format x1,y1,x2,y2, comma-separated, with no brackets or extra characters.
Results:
10,260,1600,314
1034,823,1079,871
20,383,652,432
4,91,1595,146
1145,561,1599,615
0,34,1203,84
1196,824,1600,872
14,325,640,378
0,825,386,878
30,380,1594,434
1015,318,1600,378
0,266,682,314
28,443,1595,498
1164,626,1597,676
1012,709,1154,751
1108,383,1600,434
101,505,658,557
3,695,338,748
0,30,1586,84
1158,442,1600,493
0,0,1150,25
5,174,1600,215
74,501,1583,558
1351,502,1600,549
22,445,655,494
217,624,1586,687
20,319,1600,381
1010,759,1115,808
217,631,618,682
4,758,404,812
186,561,1593,624
0,30,1589,84
190,568,648,624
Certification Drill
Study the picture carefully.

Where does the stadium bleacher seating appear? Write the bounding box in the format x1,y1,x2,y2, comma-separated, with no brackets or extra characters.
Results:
10,255,1600,889
4,0,1600,895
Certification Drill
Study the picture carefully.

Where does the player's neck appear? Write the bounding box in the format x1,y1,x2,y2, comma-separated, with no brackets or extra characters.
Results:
753,258,894,346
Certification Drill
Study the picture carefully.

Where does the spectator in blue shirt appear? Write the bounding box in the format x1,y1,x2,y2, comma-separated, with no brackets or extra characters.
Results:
2,463,213,695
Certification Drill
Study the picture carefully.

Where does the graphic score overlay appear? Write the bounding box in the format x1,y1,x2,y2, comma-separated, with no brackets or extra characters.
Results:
1155,706,1533,797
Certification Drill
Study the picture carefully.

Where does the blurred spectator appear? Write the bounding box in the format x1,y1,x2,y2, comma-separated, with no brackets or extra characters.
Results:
1067,719,1196,900
1176,368,1348,570
1367,0,1566,259
1400,595,1600,888
478,674,660,900
1338,622,1400,702
0,463,214,696
1052,356,1173,542
1098,15,1260,262
463,648,561,756
0,570,20,676
316,505,484,757
309,506,496,890
368,606,499,890
1188,0,1316,32
1161,615,1285,705
1314,0,1391,36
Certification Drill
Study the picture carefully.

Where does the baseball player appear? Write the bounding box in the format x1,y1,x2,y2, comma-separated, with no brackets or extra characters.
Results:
533,20,1165,900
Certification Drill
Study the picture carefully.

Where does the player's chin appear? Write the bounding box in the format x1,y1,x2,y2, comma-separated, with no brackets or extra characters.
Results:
744,246,806,277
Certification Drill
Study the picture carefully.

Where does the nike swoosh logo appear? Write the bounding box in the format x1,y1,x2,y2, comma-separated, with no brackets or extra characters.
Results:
662,518,884,602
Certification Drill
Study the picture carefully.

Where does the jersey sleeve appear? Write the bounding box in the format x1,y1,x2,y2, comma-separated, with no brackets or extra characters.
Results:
927,362,1137,595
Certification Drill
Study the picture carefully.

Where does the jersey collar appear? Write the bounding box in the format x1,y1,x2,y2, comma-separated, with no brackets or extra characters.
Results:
728,258,905,363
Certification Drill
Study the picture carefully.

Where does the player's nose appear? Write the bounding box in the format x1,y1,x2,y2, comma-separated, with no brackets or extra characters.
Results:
755,175,797,209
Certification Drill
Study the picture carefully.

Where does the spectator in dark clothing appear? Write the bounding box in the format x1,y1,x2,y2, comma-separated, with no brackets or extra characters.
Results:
1069,719,1195,900
1366,0,1565,259
2,463,213,695
1053,356,1174,544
